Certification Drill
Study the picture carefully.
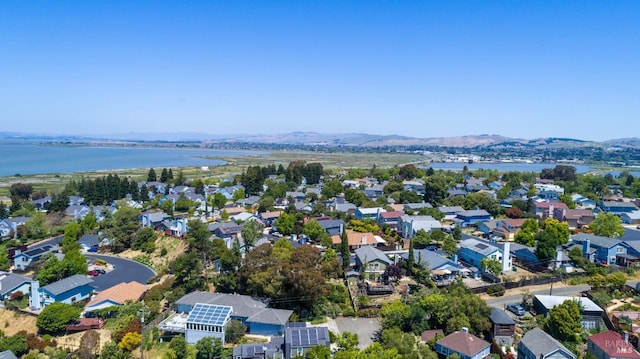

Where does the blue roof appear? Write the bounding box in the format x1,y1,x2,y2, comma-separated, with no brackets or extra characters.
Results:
186,303,232,326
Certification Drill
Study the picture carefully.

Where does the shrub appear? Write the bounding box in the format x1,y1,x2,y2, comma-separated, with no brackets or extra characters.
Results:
9,291,24,300
487,284,505,297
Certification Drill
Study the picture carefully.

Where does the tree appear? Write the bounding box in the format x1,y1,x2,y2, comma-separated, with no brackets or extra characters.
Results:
340,229,350,271
545,299,582,343
195,337,223,359
61,221,82,253
104,207,141,251
118,332,141,351
225,320,246,343
423,176,448,205
0,202,7,219
100,342,132,359
36,302,81,334
442,235,458,254
515,218,539,247
590,212,625,238
132,226,156,252
274,212,296,235
77,329,100,359
10,183,33,201
303,219,326,242
48,193,69,213
160,168,170,182
210,193,227,209
241,220,263,252
0,246,10,271
480,257,502,275
232,188,245,202
168,336,187,358
147,168,157,182
322,179,344,199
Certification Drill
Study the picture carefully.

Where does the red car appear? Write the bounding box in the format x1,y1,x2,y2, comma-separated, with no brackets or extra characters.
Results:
87,270,100,276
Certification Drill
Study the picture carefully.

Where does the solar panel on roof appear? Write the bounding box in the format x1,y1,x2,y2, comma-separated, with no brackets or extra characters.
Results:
475,243,488,250
187,303,232,327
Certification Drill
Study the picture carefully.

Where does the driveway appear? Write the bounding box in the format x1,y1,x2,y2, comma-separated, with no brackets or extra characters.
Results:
86,254,155,291
334,317,381,350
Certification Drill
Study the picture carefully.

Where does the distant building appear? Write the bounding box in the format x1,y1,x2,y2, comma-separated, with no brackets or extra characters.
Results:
533,295,603,330
517,327,576,359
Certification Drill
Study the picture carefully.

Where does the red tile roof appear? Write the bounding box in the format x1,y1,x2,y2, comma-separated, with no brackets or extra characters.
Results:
380,211,404,219
589,331,640,359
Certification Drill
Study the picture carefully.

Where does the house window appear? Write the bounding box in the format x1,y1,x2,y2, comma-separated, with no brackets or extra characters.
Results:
617,247,624,253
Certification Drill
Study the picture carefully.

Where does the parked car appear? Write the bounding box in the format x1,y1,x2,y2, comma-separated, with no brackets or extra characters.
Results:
87,270,100,276
506,303,526,316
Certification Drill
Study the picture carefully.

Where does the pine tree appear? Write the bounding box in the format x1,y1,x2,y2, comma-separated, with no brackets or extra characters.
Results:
407,238,415,276
160,168,169,182
147,168,157,182
340,229,350,271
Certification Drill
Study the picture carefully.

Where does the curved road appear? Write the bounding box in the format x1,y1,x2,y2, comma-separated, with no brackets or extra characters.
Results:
86,254,155,291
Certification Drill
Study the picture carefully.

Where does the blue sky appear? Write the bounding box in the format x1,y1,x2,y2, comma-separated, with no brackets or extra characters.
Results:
1,1,638,141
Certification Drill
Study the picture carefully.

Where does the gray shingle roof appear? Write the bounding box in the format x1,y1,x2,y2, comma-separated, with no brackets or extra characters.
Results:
355,246,392,266
246,308,293,326
573,233,622,249
490,308,515,325
459,238,500,256
41,274,93,296
176,292,268,319
519,328,575,359
0,272,30,296
404,249,458,271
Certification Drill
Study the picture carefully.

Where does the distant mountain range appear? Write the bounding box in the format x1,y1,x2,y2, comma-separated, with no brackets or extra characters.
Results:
1,131,639,149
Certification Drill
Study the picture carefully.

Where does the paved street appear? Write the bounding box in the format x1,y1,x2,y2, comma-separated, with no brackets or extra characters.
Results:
86,254,155,291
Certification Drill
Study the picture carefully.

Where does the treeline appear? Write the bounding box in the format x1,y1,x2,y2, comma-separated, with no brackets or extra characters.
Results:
241,161,323,195
67,174,145,205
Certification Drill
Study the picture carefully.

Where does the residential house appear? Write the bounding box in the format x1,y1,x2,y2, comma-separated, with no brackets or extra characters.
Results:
403,180,425,193
0,216,28,238
13,244,59,271
68,196,84,206
175,292,293,336
403,202,433,212
599,201,638,215
78,234,100,252
140,211,171,228
231,212,255,223
454,209,492,227
354,246,393,281
31,196,52,211
84,281,148,313
354,207,385,221
532,201,568,219
235,195,260,208
363,184,385,199
331,231,385,250
587,331,640,359
447,188,468,198
458,236,512,273
517,327,576,359
221,206,247,217
622,211,640,225
533,295,603,330
420,329,444,344
438,206,466,220
316,219,345,236
571,194,597,209
377,211,404,229
435,330,491,359
233,337,285,359
477,220,499,237
489,308,515,345
398,215,443,238
0,272,31,301
285,191,306,202
284,326,330,359
35,274,94,309
508,188,529,201
0,350,18,359
493,218,527,241
402,249,459,286
509,242,540,266
65,205,91,220
259,211,282,227
573,233,629,266
185,303,232,344
555,208,595,230
465,179,489,193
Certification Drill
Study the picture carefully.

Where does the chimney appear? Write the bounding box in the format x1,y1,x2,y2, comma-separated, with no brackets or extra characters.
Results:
361,235,367,244
556,247,564,269
29,280,41,311
461,327,468,333
582,239,590,259
624,331,629,343
502,241,511,272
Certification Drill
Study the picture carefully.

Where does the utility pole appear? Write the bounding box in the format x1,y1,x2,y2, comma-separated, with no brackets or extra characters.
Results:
138,306,149,359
